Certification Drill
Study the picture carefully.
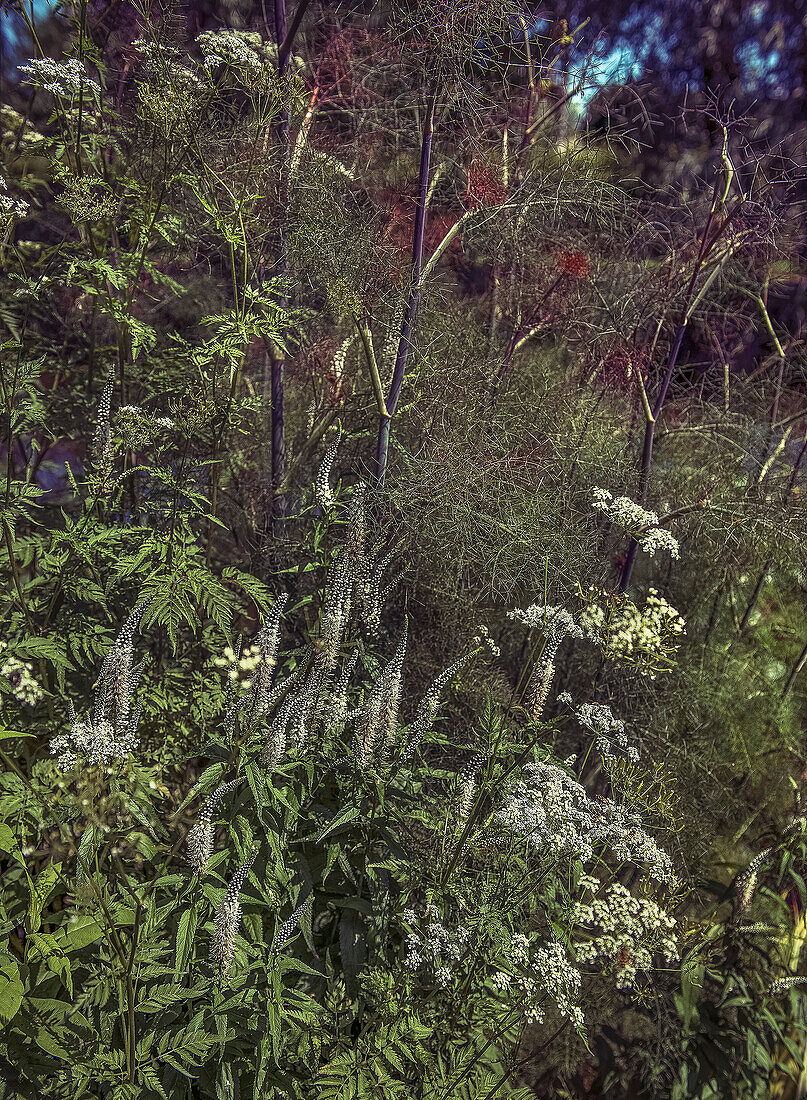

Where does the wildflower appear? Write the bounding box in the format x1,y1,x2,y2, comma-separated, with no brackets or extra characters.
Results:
401,656,468,761
455,752,487,824
401,908,470,982
0,176,29,225
92,371,116,483
210,849,258,980
581,587,685,679
494,762,676,883
18,56,100,98
592,487,658,530
568,698,639,766
768,976,807,996
272,895,312,955
0,642,44,707
51,604,149,770
574,882,678,991
315,435,340,509
592,488,679,559
186,779,241,875
732,846,775,921
243,594,288,716
318,551,353,671
639,527,680,559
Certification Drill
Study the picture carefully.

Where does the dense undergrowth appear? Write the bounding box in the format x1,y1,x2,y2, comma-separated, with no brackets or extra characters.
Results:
1,1,807,1096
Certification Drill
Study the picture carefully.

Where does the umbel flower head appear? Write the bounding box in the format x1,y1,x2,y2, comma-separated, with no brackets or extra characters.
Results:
210,848,258,980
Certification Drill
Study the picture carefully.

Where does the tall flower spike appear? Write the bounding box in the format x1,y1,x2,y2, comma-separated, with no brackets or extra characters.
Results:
318,551,353,672
401,656,468,762
455,752,488,824
379,623,408,761
92,370,115,483
210,849,258,981
732,846,775,922
272,895,312,956
247,594,288,717
186,779,241,875
315,435,340,509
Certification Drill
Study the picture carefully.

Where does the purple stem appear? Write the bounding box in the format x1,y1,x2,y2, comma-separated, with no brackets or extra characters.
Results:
374,84,440,486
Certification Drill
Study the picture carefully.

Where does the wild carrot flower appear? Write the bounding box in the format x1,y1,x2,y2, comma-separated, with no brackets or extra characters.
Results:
574,882,678,991
0,642,44,707
19,56,100,98
210,849,258,980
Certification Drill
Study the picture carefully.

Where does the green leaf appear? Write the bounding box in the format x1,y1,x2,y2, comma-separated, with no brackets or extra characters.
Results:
316,804,361,842
0,945,24,1025
175,906,198,976
26,862,63,934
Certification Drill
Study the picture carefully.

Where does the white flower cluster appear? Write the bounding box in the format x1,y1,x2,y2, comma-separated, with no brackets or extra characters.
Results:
50,605,146,771
18,57,100,98
472,624,501,658
574,882,678,990
580,587,686,679
640,528,680,558
0,642,44,707
491,934,584,1028
213,644,264,693
0,176,29,222
561,695,639,766
196,30,267,78
494,763,676,883
115,405,173,449
402,906,470,986
592,488,679,559
507,604,583,642
593,487,658,529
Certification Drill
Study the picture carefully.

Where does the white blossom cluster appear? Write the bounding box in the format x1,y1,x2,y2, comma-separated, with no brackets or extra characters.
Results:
18,57,100,98
0,641,44,707
472,624,501,658
213,643,264,693
574,882,678,990
402,906,470,986
0,176,29,223
580,587,686,679
592,488,679,559
196,30,267,79
491,934,584,1028
116,405,174,447
50,605,146,770
559,695,639,766
494,763,677,883
593,487,658,529
640,527,680,558
507,604,582,642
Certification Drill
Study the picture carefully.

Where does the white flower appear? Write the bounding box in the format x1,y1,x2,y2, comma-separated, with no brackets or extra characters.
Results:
574,882,678,991
592,487,658,530
640,528,680,559
18,56,100,98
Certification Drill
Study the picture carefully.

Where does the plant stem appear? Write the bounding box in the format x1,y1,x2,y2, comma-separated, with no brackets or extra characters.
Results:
374,81,440,485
